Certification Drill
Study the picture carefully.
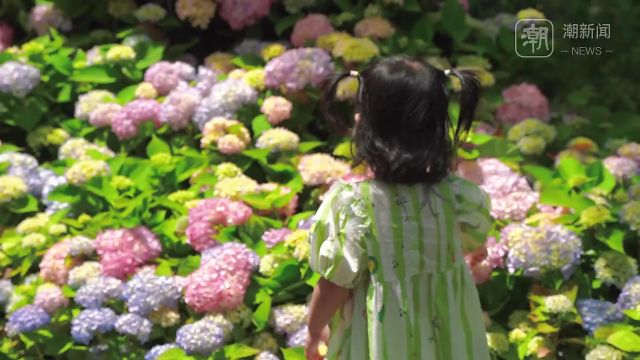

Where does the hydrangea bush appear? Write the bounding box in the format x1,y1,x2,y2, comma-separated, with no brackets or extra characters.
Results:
0,0,639,359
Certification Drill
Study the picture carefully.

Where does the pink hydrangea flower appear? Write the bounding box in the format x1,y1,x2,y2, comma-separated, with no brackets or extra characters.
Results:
184,242,258,313
264,48,334,92
40,239,78,285
111,99,162,140
496,83,550,124
28,3,71,36
477,158,537,221
144,61,195,95
94,227,162,279
291,14,334,47
185,198,253,251
217,134,247,155
260,96,292,125
34,283,68,314
261,228,292,248
604,156,638,180
0,22,14,51
219,0,274,30
89,103,122,128
353,17,395,39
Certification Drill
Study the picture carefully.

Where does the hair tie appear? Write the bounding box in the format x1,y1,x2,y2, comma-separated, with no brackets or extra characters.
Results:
444,69,452,76
349,70,360,77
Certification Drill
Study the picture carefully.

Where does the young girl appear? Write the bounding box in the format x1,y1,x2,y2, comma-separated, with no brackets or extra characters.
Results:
305,56,492,360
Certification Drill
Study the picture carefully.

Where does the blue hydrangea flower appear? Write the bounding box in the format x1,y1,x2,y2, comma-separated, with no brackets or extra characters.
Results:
175,318,227,355
0,61,41,97
287,325,307,347
75,276,123,308
0,152,39,179
114,313,153,343
145,343,179,360
71,308,118,344
503,223,582,278
192,78,257,129
577,299,624,334
618,275,640,310
121,272,181,316
6,305,50,336
0,279,13,305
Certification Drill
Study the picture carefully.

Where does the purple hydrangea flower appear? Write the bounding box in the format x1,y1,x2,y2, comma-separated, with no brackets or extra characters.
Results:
503,223,582,279
175,318,227,355
577,299,623,334
256,352,281,360
28,3,71,35
75,276,123,308
71,307,117,344
193,66,220,96
0,152,39,179
618,276,640,310
264,48,334,92
115,313,153,343
0,61,41,97
270,304,308,335
121,272,181,315
159,85,202,130
261,228,293,248
6,305,50,336
145,343,179,360
192,78,257,129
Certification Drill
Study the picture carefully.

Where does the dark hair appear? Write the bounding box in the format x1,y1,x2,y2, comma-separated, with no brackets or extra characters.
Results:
321,55,480,184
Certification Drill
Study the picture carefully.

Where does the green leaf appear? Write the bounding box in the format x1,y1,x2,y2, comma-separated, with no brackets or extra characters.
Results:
8,194,39,213
623,309,640,321
281,347,306,360
539,186,593,212
333,141,353,158
593,162,616,194
146,136,171,157
557,156,586,182
412,17,435,43
57,83,73,103
70,65,117,84
252,114,272,137
136,43,165,69
223,343,260,359
523,165,555,185
47,53,73,75
475,137,518,159
177,255,201,276
299,141,324,153
272,260,301,286
598,229,625,253
241,193,273,210
157,348,195,360
441,0,469,42
117,84,138,103
607,330,640,352
275,14,302,36
252,291,272,331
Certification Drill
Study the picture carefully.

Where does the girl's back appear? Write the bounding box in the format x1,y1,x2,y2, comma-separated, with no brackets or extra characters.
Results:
311,176,491,359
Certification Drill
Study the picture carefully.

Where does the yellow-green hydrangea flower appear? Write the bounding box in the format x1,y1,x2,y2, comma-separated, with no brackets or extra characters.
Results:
225,304,252,327
106,45,136,62
525,336,546,357
332,37,380,63
285,229,311,261
64,160,110,185
336,77,359,101
579,206,612,228
508,328,527,343
507,119,556,155
48,224,67,236
259,253,290,277
150,153,173,166
134,82,158,99
16,213,50,234
543,294,574,314
22,233,47,248
517,8,545,20
213,175,259,200
0,175,27,204
149,307,181,328
110,175,133,190
486,332,509,355
168,190,196,204
594,251,638,288
215,162,243,179
261,43,286,61
255,128,300,152
316,32,352,51
253,332,279,353
243,69,266,91
622,200,640,232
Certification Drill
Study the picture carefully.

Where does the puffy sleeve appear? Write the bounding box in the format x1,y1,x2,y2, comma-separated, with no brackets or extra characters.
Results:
451,177,493,253
309,181,369,288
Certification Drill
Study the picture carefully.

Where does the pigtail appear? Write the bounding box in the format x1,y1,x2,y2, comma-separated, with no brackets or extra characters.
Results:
320,72,359,135
446,69,480,147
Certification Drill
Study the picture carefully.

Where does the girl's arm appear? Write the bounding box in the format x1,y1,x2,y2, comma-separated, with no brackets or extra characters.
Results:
305,277,351,359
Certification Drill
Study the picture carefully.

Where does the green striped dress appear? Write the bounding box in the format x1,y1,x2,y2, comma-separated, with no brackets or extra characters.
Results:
309,175,492,360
